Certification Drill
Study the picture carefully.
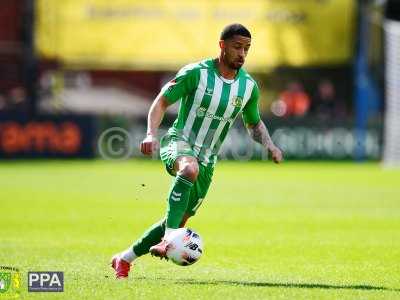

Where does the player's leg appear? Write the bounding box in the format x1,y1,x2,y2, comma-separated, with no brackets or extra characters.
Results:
128,213,190,258
111,137,197,277
111,160,205,278
160,136,199,230
111,214,190,279
184,163,214,218
164,155,198,230
149,162,213,258
179,213,190,227
130,155,198,260
149,156,199,257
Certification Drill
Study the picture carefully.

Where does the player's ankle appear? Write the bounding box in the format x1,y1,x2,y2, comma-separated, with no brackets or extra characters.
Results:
164,227,179,239
120,247,137,263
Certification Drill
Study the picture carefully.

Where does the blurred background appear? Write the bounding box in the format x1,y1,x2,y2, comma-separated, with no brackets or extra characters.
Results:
0,0,399,163
2,2,400,298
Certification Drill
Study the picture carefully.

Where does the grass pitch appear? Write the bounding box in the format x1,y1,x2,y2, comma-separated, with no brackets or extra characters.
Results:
1,160,399,300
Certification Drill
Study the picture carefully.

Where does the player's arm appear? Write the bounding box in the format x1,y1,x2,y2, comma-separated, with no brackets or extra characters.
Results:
242,84,283,163
246,121,282,163
140,94,171,155
140,67,199,155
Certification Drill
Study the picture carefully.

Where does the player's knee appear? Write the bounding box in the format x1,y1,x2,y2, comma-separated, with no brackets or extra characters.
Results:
178,162,199,182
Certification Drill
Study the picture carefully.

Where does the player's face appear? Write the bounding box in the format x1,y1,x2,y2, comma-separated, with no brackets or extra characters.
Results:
220,35,251,70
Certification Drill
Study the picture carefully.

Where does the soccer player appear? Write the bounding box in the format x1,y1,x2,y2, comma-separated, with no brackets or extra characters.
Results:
111,23,283,278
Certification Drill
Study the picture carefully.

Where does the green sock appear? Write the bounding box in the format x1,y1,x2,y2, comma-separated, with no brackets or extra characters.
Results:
166,175,194,228
132,219,166,257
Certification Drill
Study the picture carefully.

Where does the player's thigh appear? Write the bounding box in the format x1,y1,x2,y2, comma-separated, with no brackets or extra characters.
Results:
186,165,214,216
160,134,195,176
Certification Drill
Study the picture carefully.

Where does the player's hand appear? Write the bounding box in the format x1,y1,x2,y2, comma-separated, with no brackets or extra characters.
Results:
268,145,283,164
140,134,159,155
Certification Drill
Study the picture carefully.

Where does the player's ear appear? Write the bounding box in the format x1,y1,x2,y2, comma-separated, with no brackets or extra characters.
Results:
219,40,225,50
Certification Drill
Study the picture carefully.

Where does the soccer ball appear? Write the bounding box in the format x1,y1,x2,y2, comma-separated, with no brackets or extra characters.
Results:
165,228,203,266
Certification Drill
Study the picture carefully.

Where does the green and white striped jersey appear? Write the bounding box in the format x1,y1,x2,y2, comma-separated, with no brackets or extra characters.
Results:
162,58,260,167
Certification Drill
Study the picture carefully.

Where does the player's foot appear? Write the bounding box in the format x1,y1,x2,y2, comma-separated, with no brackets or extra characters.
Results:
149,239,169,260
111,254,131,279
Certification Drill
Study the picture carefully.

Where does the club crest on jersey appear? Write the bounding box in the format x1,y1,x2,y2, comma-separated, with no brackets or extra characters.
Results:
205,87,213,96
196,107,207,117
231,96,243,108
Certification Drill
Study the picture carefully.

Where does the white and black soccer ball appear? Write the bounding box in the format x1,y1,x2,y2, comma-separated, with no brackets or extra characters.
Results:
165,228,203,266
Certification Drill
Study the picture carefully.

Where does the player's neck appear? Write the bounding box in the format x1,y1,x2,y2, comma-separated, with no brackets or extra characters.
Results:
215,57,237,80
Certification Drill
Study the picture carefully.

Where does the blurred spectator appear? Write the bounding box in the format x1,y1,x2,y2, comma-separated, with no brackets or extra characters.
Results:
271,81,311,117
0,87,27,112
313,79,346,119
0,94,6,110
8,86,26,111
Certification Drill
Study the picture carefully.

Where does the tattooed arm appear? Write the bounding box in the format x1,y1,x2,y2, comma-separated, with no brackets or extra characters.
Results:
246,121,283,163
242,82,282,163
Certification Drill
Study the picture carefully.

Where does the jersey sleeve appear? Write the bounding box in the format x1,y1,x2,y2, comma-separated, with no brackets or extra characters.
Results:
161,66,200,104
242,83,261,125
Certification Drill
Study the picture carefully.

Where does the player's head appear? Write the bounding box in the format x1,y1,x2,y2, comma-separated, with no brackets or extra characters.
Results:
219,23,251,70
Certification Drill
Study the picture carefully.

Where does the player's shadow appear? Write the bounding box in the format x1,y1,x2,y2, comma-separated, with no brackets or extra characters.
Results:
173,279,400,292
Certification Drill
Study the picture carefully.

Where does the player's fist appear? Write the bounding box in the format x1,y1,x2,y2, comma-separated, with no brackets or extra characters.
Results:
268,145,283,164
140,134,159,155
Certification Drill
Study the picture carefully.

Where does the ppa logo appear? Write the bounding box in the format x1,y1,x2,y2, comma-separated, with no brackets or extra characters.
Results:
28,272,63,292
